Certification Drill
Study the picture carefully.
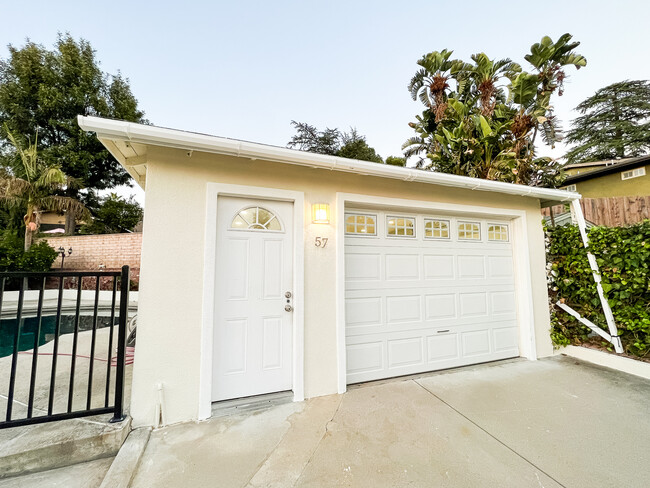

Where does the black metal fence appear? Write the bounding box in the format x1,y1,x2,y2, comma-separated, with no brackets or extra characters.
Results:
0,266,130,428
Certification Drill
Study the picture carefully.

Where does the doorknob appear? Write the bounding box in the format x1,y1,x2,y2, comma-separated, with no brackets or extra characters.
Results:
285,305,293,312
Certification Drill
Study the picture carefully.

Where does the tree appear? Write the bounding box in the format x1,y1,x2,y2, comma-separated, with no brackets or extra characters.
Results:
287,121,384,163
337,128,383,163
79,193,143,234
0,129,89,250
404,34,586,187
286,121,340,155
564,80,650,164
385,156,406,167
0,34,147,232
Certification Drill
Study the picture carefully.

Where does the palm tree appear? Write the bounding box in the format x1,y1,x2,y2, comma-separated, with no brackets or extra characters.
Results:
468,53,521,117
0,128,89,250
408,50,469,123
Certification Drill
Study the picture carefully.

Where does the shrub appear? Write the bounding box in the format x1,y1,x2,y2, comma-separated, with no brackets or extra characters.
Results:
546,221,650,358
0,232,58,272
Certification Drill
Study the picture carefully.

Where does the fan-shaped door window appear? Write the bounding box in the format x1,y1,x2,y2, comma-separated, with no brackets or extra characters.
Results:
231,206,282,231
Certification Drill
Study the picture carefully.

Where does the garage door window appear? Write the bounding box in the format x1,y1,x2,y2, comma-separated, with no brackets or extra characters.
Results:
488,224,509,241
424,219,450,239
345,213,376,235
387,216,415,237
458,222,480,240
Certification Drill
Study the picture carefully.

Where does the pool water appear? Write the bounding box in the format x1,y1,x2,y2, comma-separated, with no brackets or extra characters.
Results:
0,315,118,358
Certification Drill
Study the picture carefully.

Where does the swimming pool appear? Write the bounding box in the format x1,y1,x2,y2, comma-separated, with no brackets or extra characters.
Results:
0,315,118,358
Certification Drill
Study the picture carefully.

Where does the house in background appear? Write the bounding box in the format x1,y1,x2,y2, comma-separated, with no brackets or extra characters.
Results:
561,155,650,198
78,115,584,428
543,155,650,227
39,210,67,233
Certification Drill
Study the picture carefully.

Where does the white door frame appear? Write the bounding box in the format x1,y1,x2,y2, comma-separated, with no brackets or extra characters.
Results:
335,192,537,394
199,183,305,420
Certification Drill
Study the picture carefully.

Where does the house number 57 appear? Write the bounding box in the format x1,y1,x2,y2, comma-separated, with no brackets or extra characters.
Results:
315,237,328,248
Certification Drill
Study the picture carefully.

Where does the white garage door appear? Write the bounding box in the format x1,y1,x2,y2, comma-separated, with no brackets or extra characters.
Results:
345,208,519,384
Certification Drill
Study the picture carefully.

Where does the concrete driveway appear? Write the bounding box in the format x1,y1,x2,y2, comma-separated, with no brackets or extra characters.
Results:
131,356,650,488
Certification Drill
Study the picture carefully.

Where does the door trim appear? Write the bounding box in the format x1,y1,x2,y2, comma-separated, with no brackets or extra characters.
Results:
335,192,537,394
200,183,305,420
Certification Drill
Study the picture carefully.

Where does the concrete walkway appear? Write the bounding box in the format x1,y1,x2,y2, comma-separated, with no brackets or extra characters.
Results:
128,356,650,488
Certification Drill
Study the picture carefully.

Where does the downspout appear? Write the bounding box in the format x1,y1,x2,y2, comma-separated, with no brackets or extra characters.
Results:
568,199,623,353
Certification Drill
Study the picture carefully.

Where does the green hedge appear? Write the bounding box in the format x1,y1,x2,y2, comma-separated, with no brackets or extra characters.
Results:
0,232,58,272
546,221,650,358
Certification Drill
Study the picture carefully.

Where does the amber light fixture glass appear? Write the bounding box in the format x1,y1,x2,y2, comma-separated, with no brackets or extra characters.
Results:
311,203,330,224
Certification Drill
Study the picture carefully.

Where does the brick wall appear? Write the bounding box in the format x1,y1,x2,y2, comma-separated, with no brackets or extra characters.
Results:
39,233,142,271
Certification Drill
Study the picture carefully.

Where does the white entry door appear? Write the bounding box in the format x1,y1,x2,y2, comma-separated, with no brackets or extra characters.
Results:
212,196,294,401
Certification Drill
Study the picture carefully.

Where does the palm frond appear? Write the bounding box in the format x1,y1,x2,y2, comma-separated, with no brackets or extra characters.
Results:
1,177,33,198
40,195,91,221
36,166,67,188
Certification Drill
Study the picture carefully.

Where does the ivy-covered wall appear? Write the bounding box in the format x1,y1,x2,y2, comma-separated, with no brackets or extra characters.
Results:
546,221,650,358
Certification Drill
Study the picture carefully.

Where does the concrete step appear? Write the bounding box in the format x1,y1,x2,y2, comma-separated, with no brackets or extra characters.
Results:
99,427,150,488
0,457,114,488
0,414,131,479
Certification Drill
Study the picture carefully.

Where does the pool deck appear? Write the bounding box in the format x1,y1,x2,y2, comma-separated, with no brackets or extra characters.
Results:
0,327,133,422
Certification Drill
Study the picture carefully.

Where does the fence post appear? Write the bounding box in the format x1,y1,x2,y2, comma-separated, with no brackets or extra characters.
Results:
110,265,130,422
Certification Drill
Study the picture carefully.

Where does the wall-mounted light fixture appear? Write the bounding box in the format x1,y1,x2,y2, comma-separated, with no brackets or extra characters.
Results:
311,203,330,224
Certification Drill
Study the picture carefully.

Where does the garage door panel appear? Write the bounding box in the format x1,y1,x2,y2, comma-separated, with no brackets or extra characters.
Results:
424,293,457,320
488,255,515,278
345,253,381,281
345,297,382,328
346,342,384,375
457,255,486,279
385,254,420,280
493,326,519,352
387,337,424,369
461,330,491,356
345,316,517,338
345,209,519,384
490,291,517,315
346,280,515,292
427,333,460,362
386,295,422,324
459,292,489,317
423,255,455,279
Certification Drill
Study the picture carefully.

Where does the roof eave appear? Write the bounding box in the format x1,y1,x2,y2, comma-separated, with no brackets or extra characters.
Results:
78,115,580,203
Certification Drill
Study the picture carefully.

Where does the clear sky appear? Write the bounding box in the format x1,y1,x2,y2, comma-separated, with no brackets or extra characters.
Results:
3,0,650,205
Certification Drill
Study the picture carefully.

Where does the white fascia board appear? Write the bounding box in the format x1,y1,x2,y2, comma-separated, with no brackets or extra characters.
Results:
78,115,580,203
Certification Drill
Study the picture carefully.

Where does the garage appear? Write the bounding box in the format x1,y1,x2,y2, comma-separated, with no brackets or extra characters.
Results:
82,115,586,426
345,208,519,384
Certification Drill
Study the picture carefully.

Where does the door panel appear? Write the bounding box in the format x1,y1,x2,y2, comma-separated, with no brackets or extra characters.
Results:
213,197,293,401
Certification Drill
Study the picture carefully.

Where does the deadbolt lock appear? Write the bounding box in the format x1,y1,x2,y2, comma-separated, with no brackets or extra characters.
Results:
285,291,292,299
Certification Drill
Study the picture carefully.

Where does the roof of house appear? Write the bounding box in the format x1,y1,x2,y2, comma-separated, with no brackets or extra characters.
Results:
77,115,579,206
564,159,634,170
564,154,650,185
543,211,595,228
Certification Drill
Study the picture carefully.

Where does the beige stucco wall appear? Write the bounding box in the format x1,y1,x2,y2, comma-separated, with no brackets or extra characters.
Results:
131,146,553,427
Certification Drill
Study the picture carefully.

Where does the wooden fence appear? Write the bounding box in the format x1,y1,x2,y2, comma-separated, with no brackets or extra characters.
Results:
542,196,650,227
